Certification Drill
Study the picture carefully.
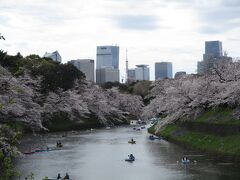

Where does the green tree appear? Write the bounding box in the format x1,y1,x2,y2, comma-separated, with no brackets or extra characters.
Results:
34,62,85,92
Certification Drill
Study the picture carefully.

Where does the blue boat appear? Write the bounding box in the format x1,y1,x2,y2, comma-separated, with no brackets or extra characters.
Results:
181,159,190,164
149,135,161,140
35,147,54,152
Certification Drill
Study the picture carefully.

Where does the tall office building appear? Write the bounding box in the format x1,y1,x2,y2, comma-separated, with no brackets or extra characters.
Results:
204,41,223,61
96,46,119,69
197,41,231,74
127,69,136,83
96,45,120,84
174,71,186,79
43,51,62,63
96,67,119,84
135,65,150,81
68,59,94,82
155,62,172,80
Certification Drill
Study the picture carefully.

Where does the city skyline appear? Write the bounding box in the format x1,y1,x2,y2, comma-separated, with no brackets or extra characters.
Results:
0,0,240,80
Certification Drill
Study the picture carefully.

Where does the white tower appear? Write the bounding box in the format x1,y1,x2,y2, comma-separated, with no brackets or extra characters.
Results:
125,49,129,84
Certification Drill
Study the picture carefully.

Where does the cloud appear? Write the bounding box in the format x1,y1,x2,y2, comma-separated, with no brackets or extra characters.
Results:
195,1,240,34
0,0,240,80
114,15,160,30
228,37,240,42
221,0,240,7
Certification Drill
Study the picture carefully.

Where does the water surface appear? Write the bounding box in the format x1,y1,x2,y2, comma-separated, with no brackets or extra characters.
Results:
15,126,240,180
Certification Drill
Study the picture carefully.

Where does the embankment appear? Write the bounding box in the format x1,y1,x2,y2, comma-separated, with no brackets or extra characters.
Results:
148,108,240,161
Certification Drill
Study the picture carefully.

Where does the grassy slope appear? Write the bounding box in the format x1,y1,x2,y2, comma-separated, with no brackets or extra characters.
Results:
148,108,240,159
159,124,240,156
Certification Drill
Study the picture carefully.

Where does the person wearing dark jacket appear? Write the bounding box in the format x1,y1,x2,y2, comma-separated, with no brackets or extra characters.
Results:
57,173,61,179
63,173,70,179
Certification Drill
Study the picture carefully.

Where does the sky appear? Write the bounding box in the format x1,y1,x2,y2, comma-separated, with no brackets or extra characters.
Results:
0,0,240,80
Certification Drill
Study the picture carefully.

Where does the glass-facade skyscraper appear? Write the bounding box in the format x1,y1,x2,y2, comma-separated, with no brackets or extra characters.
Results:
96,45,119,84
204,41,223,61
155,62,172,80
135,65,150,81
96,46,119,69
198,40,225,74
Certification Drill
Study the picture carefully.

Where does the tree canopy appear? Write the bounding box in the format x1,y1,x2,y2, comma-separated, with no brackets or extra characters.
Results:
0,51,85,92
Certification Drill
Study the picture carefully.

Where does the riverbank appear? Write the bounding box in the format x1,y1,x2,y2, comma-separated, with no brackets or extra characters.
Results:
148,108,240,162
42,111,133,132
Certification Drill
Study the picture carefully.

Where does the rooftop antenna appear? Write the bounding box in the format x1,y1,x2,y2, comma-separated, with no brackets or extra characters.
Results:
125,49,129,84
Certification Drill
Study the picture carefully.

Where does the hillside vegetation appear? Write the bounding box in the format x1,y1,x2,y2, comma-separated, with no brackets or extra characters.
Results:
144,61,240,159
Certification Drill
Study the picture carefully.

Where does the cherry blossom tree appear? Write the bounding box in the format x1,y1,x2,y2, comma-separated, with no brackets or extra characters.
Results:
142,60,240,130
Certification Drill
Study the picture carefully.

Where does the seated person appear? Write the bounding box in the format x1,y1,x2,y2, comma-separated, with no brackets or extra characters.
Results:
64,173,70,179
57,173,61,179
129,154,134,159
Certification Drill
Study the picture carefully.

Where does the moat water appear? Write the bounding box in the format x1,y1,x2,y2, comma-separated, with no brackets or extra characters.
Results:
14,126,240,180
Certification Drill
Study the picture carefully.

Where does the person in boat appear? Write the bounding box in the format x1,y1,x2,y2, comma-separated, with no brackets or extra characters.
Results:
56,141,62,147
182,156,188,161
57,173,61,179
63,173,70,179
129,154,134,159
131,138,134,142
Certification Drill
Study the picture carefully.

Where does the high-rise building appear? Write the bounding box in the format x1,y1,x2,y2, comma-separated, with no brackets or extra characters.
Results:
135,65,150,81
96,67,119,84
155,62,172,80
68,59,94,82
204,41,223,61
174,71,186,79
197,41,232,74
43,51,62,63
127,69,136,83
96,46,119,69
96,45,120,84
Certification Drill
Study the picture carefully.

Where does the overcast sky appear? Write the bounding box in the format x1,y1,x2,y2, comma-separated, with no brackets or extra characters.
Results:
0,0,240,80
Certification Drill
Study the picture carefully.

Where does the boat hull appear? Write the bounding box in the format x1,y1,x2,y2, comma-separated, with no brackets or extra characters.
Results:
125,158,135,162
128,141,136,144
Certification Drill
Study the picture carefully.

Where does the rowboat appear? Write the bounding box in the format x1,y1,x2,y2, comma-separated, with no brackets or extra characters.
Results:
128,140,136,144
125,157,135,162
